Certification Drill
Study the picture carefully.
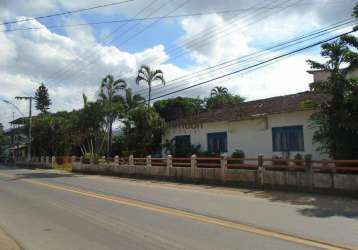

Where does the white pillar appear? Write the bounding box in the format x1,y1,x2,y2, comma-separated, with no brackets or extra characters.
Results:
166,155,172,177
146,155,152,168
190,154,197,179
129,155,134,166
220,154,228,183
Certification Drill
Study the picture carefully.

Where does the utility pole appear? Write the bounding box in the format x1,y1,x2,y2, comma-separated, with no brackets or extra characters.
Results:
15,96,34,162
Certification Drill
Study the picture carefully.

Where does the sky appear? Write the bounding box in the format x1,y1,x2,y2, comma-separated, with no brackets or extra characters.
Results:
0,0,356,128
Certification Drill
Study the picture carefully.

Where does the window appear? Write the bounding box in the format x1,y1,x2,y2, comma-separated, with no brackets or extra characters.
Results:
174,135,191,155
272,126,304,152
207,132,227,153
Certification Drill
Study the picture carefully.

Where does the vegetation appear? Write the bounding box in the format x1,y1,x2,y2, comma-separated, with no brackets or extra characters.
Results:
34,83,51,113
98,75,126,156
205,86,245,110
0,123,9,156
136,65,165,108
307,35,358,159
154,97,204,121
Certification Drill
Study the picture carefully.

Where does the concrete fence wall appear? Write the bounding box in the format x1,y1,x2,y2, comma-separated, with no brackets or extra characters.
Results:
69,155,358,193
14,156,55,169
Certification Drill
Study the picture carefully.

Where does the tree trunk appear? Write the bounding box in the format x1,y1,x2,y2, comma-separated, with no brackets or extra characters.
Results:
107,119,113,157
148,83,151,108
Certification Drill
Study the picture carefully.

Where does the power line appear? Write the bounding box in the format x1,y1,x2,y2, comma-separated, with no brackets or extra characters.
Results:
147,29,356,102
1,7,305,33
3,0,348,32
47,0,274,88
134,0,312,95
0,0,135,26
119,0,287,94
146,19,355,97
44,0,163,85
48,0,189,87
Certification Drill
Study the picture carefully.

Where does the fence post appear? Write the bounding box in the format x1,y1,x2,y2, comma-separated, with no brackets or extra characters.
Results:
191,154,197,179
51,156,56,169
220,154,228,183
166,155,172,177
305,154,313,189
257,154,264,185
129,154,134,166
45,156,50,167
146,155,152,168
114,155,119,164
90,155,94,165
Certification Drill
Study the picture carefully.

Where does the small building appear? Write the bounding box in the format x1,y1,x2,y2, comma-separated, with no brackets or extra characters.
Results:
163,67,358,160
6,117,29,160
163,91,329,160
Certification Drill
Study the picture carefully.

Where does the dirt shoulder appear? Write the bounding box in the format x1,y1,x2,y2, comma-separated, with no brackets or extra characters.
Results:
0,228,20,250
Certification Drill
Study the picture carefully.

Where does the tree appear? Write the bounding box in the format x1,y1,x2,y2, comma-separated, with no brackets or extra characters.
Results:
120,88,145,114
98,75,126,156
153,97,204,121
121,107,164,156
307,35,358,159
0,123,9,157
136,65,165,108
34,83,51,113
210,86,228,97
206,86,245,110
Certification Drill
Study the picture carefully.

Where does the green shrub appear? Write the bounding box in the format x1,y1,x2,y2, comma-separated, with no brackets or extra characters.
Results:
231,149,245,164
272,155,289,165
294,153,303,166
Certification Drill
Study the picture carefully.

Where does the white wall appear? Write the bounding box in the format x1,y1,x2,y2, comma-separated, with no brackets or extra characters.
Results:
164,110,329,160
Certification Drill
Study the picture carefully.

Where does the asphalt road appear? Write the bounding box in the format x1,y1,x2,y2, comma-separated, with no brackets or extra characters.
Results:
0,166,357,250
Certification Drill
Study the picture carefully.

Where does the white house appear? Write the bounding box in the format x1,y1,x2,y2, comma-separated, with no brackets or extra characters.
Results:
163,91,328,159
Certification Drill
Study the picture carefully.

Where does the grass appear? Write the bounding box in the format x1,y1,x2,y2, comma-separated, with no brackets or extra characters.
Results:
53,163,72,172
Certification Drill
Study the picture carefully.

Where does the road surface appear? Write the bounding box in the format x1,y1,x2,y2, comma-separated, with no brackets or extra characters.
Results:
0,165,357,250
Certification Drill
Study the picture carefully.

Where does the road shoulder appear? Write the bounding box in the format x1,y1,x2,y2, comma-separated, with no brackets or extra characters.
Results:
0,227,21,250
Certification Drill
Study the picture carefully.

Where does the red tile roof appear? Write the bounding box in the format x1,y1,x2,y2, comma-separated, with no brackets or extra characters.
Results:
167,91,328,126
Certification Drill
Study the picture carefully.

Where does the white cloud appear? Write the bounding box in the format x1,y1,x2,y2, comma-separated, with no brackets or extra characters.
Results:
179,14,252,65
0,0,356,129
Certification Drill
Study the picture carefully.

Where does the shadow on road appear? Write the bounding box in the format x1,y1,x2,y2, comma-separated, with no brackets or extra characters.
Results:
244,189,358,219
6,172,77,181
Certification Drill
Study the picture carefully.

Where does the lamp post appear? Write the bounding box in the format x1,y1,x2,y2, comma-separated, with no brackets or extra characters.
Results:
15,96,34,162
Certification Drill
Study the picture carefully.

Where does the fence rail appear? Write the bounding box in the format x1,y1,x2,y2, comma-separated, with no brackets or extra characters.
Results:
18,155,358,174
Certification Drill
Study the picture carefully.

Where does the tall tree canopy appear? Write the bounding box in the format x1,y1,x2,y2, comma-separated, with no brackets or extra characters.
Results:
154,97,204,121
34,83,51,113
307,35,358,159
136,65,165,108
98,75,126,156
0,123,9,156
205,86,245,110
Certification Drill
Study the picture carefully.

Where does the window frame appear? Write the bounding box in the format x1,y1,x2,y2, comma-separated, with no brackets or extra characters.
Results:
207,132,228,153
272,125,304,152
174,135,191,148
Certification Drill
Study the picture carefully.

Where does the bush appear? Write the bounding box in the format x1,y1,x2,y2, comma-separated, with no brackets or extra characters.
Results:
197,150,220,157
272,155,289,165
231,149,245,164
231,149,245,158
294,153,303,166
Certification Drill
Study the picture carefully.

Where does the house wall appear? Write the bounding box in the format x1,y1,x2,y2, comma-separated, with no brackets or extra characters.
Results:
164,110,328,160
311,68,358,82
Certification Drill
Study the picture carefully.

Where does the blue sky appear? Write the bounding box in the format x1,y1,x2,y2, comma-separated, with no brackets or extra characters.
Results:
0,0,357,127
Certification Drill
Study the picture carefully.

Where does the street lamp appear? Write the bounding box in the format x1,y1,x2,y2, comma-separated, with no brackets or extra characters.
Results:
2,100,25,117
15,96,34,162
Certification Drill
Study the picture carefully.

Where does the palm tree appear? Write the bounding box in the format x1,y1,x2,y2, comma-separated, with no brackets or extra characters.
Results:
120,88,146,113
210,86,229,97
98,75,126,156
136,65,165,108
